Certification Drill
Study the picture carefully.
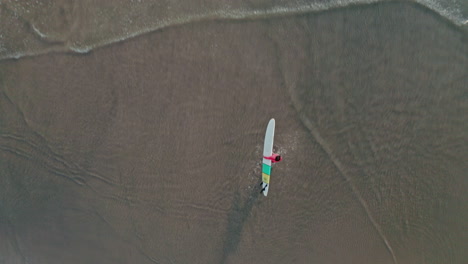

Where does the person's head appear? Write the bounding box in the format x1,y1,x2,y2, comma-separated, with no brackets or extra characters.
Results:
275,155,281,161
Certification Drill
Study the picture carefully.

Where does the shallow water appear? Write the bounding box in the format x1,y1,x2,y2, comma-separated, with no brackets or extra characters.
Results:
0,0,467,60
0,1,467,264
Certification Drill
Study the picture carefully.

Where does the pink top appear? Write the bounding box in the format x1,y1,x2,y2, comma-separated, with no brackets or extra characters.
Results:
264,153,282,163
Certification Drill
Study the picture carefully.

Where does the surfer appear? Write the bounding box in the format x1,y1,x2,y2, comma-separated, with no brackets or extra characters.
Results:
261,153,280,193
264,153,282,163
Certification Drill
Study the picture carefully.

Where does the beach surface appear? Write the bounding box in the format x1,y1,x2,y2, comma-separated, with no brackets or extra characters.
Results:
0,2,467,264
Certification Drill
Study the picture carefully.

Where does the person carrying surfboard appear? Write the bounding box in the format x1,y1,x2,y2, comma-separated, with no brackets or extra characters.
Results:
261,152,282,193
261,118,281,196
263,153,282,163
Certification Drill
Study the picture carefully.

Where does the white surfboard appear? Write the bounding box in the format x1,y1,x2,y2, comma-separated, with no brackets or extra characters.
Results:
261,118,275,196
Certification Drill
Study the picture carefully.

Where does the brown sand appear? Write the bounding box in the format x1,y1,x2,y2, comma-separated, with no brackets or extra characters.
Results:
0,2,466,264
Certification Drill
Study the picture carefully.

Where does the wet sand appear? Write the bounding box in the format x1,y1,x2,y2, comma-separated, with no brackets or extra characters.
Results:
0,2,467,264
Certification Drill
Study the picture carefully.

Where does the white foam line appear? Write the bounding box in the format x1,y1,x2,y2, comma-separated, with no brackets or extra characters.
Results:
1,0,466,61
31,23,48,39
